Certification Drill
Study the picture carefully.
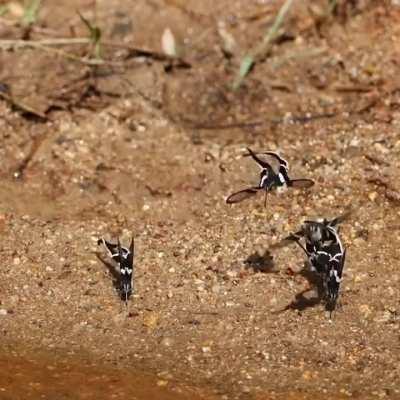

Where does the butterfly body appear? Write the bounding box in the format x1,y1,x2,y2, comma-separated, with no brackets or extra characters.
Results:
98,236,135,304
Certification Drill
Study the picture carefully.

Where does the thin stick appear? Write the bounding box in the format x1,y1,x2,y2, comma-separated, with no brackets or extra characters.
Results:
0,38,191,66
0,38,91,49
0,39,109,66
33,43,113,66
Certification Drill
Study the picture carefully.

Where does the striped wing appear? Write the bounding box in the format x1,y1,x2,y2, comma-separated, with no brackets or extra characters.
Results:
226,187,260,204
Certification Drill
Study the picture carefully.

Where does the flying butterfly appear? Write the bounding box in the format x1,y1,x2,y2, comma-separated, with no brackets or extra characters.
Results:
98,235,135,305
226,148,314,207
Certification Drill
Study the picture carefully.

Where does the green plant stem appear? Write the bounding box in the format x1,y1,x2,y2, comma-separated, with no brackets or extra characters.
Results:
233,0,294,90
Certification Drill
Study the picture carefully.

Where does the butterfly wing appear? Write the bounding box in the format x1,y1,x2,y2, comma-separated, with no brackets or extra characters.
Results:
338,248,346,278
245,147,271,169
98,238,120,261
245,148,283,175
127,236,135,268
263,151,289,170
329,210,351,229
226,187,260,204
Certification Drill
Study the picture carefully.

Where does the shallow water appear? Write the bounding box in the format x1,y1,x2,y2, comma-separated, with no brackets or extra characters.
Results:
0,353,213,400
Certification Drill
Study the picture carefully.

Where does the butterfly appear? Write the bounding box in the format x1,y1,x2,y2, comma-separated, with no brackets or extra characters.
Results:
285,212,350,266
226,148,314,207
284,216,347,314
98,236,135,305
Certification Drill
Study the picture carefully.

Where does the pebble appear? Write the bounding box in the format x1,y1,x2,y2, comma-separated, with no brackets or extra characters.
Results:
241,386,251,393
143,312,159,329
13,257,21,266
225,270,237,278
0,309,8,316
211,284,220,294
160,337,174,347
368,192,378,201
354,273,367,283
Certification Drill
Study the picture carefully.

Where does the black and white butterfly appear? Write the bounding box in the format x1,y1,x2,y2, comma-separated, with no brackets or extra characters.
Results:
286,213,349,268
98,236,135,305
285,216,347,313
226,148,314,206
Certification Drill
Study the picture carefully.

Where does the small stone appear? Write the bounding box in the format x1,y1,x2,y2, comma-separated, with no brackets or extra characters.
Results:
241,386,251,393
202,346,211,353
142,204,150,211
157,380,168,387
211,284,220,294
0,309,8,316
143,312,159,329
13,257,21,266
302,370,312,380
354,273,367,283
225,270,237,278
368,192,378,201
371,223,380,231
269,296,277,306
45,266,53,272
160,337,174,347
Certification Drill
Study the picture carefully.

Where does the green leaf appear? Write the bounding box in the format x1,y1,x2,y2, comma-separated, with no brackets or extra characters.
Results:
232,0,294,90
232,55,254,90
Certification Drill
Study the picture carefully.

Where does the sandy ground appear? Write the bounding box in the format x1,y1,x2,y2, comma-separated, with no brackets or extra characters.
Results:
0,1,400,399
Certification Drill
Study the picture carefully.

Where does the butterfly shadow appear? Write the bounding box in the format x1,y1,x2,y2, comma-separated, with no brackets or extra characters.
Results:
244,249,277,274
95,252,121,294
276,262,326,313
